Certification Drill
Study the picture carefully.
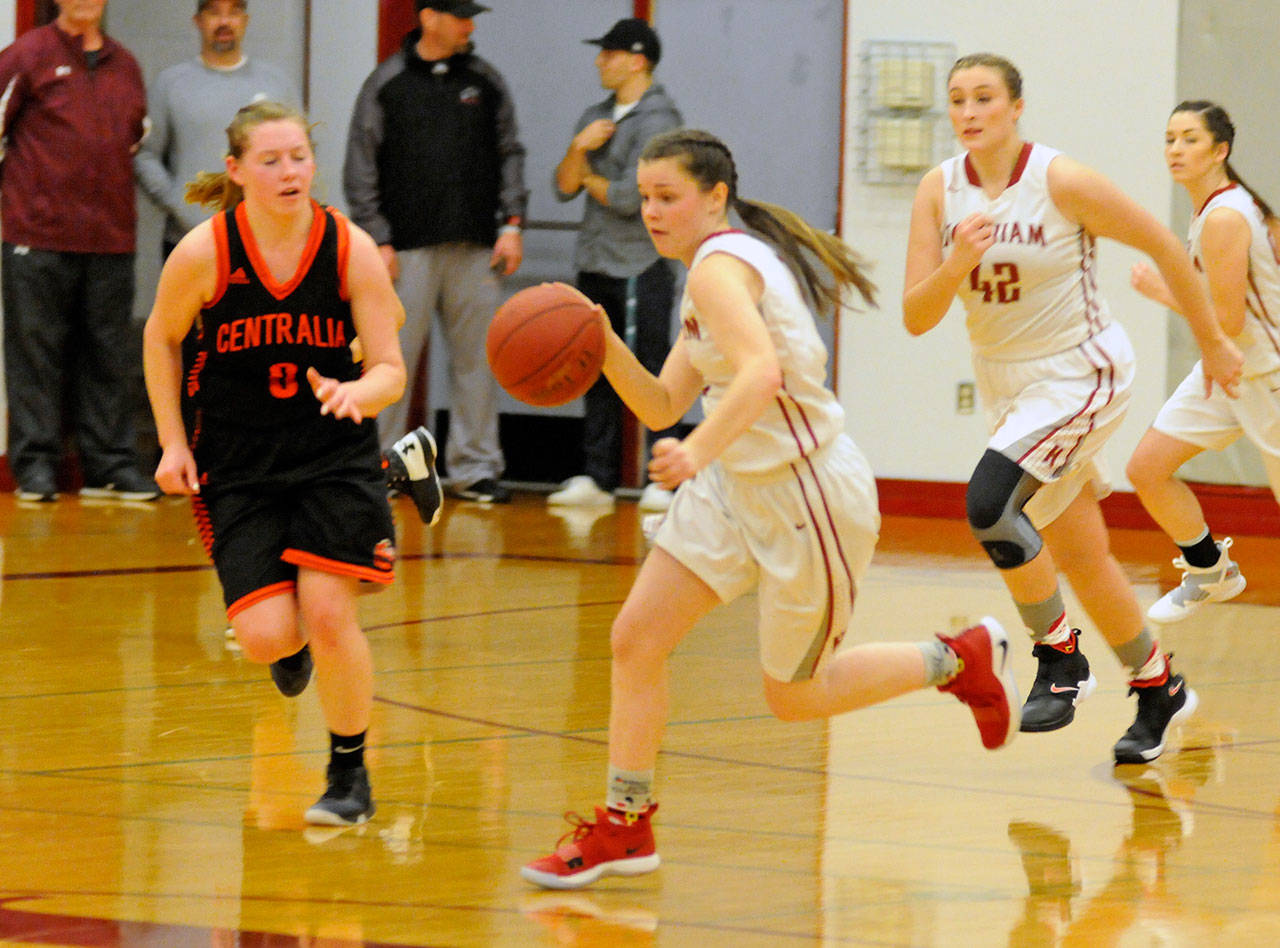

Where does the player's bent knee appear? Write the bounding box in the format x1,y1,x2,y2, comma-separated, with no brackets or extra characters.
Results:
966,449,1043,570
762,677,819,722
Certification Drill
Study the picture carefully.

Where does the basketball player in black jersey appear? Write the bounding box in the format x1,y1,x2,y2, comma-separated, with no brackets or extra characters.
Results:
144,101,406,826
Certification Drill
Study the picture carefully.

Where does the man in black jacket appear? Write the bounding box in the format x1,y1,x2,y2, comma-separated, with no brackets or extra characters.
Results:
344,0,527,504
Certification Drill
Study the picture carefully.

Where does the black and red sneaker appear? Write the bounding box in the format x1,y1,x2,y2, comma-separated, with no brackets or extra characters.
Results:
1114,670,1198,764
1020,632,1096,732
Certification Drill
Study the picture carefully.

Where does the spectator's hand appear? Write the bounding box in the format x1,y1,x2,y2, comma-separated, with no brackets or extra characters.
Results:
307,366,364,423
648,437,700,490
378,244,399,282
493,229,523,276
155,444,200,495
574,119,616,153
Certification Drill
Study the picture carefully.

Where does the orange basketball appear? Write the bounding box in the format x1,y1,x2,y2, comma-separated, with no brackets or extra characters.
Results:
486,283,605,407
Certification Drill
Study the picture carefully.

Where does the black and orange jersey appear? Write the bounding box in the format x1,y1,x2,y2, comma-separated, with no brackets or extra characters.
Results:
188,200,359,428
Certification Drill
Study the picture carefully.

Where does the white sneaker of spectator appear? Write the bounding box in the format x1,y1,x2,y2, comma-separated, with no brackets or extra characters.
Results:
637,482,673,512
548,475,615,507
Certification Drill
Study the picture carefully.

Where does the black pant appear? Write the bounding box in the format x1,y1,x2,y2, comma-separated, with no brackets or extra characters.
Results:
2,244,140,486
577,259,679,491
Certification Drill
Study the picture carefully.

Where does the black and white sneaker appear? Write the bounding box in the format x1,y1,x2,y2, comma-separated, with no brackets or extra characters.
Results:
269,644,313,697
305,764,375,826
448,477,511,504
1020,632,1097,732
80,469,162,502
1113,672,1198,764
385,426,443,525
16,470,58,503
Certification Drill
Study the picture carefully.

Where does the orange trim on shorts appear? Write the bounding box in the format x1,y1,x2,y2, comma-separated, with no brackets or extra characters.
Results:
280,548,395,585
227,580,297,620
191,492,216,559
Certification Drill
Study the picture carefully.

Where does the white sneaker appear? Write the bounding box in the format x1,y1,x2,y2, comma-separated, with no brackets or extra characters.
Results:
548,475,614,507
637,482,673,512
1147,537,1246,623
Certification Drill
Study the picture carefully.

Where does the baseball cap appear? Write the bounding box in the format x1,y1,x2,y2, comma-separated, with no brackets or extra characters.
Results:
584,18,661,64
416,0,490,15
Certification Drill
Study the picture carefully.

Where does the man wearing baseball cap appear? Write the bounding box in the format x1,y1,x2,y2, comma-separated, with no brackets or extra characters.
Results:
136,1,298,257
345,0,527,505
584,17,662,63
547,18,683,513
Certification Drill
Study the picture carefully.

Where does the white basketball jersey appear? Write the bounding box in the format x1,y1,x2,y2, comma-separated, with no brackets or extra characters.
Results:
1188,183,1280,377
942,143,1111,360
681,231,846,476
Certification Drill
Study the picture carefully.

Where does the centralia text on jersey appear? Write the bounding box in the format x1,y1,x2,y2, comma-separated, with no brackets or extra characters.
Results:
216,313,350,353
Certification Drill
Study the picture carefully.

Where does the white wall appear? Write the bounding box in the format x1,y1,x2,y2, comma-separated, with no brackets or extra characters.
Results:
839,1,1180,488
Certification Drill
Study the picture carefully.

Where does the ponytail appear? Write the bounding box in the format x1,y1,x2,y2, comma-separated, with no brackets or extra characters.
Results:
183,99,314,213
1175,100,1276,222
640,129,876,315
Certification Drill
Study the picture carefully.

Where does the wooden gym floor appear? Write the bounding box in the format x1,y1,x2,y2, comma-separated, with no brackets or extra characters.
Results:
1,489,1279,946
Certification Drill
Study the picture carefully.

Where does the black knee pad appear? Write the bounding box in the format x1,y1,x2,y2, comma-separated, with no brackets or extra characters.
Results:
966,449,1043,569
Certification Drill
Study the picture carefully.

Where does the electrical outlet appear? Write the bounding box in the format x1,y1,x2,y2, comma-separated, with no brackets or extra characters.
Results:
956,381,975,414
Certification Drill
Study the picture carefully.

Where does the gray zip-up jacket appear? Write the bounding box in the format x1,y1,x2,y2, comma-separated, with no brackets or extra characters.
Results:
555,83,681,278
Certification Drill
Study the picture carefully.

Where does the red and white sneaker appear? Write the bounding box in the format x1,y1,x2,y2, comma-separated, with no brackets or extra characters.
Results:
937,617,1021,750
521,806,659,890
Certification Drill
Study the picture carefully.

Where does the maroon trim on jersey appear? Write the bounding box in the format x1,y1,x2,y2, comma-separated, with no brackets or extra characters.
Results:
236,200,328,302
1196,182,1238,217
207,212,231,309
1246,271,1280,359
1077,229,1106,335
963,141,1034,190
1008,142,1034,186
695,228,746,253
330,208,353,302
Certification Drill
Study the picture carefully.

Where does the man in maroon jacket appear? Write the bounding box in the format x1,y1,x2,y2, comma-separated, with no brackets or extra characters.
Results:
0,0,159,502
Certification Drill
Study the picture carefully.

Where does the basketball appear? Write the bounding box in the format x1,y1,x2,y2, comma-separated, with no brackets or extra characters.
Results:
486,283,606,407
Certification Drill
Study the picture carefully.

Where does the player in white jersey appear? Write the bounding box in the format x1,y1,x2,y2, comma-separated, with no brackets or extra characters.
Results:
903,55,1244,766
522,129,1023,890
1127,101,1280,623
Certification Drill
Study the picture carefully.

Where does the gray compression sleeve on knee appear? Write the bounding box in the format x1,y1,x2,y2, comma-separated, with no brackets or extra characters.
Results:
966,449,1043,569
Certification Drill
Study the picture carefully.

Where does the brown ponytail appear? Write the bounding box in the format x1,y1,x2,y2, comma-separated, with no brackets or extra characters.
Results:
640,129,876,315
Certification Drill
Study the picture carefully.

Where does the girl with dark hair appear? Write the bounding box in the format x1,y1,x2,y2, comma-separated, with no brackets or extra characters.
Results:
1126,100,1280,622
144,101,407,825
522,128,1022,890
903,56,1243,766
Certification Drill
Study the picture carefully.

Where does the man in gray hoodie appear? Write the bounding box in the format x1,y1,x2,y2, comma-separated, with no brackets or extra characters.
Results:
549,18,683,512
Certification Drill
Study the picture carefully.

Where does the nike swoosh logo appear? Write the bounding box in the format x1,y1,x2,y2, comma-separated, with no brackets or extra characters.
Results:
1049,684,1079,694
1168,680,1183,697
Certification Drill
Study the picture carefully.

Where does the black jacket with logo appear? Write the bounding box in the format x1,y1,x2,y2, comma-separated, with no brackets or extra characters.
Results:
343,33,528,251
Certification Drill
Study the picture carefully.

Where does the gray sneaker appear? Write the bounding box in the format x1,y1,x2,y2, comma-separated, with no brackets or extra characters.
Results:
1148,538,1246,623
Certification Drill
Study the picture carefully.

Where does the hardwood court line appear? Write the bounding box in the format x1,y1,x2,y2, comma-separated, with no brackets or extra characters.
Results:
373,694,1280,819
0,549,642,583
0,889,900,947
